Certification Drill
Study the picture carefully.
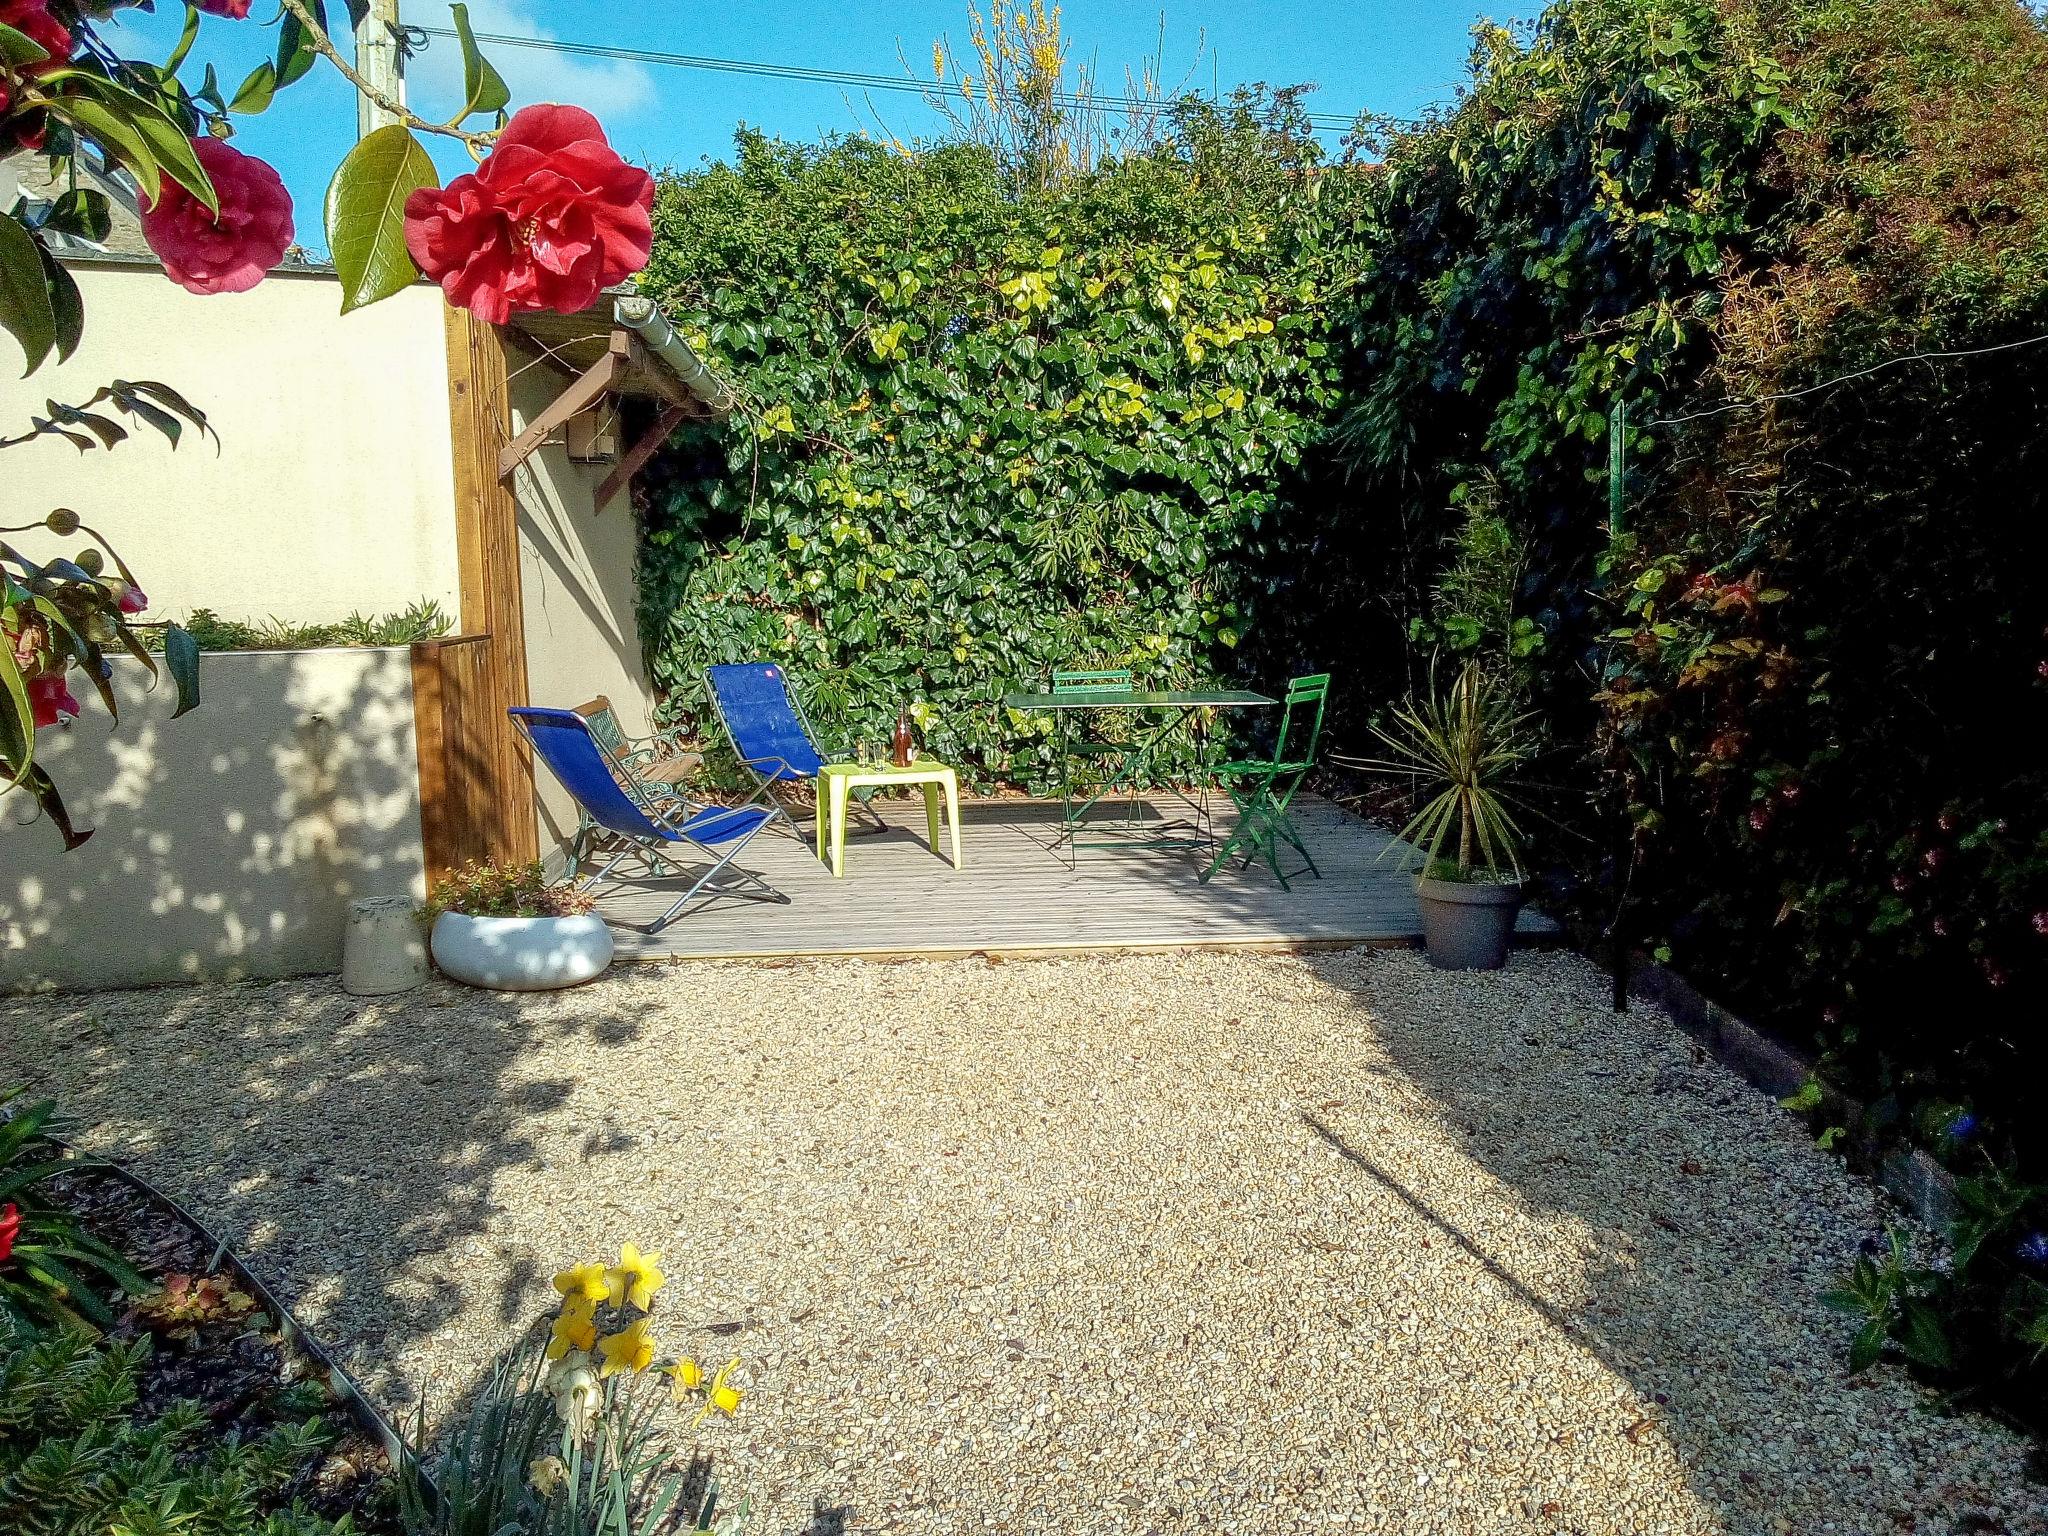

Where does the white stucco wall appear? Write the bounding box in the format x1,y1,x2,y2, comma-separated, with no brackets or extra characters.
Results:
507,354,659,858
0,262,461,626
0,650,425,992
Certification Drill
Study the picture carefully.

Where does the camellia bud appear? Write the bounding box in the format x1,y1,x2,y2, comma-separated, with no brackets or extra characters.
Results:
45,508,80,536
75,548,104,576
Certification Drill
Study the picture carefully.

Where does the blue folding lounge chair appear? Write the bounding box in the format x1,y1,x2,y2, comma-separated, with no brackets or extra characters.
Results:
703,663,883,837
510,706,789,931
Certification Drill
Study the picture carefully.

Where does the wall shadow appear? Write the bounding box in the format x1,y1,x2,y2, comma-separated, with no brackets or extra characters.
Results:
1294,949,2046,1533
1,648,425,992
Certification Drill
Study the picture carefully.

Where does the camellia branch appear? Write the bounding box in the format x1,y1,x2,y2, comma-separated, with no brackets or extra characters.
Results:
276,0,496,152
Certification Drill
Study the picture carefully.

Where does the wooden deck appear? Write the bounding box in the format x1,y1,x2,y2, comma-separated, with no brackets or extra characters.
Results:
599,793,1555,962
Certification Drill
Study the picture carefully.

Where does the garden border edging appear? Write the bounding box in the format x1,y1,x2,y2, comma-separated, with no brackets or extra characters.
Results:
1625,955,1958,1231
52,1135,437,1512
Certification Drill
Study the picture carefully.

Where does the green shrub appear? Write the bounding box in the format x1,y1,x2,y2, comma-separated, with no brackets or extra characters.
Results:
179,598,453,652
425,861,595,920
0,1322,365,1536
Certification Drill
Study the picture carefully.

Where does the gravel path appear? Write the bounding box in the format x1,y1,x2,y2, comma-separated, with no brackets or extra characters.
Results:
8,949,2045,1535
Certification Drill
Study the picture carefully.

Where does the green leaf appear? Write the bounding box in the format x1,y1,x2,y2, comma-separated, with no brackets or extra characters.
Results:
165,3,202,76
39,245,83,364
231,60,278,114
47,97,165,206
0,19,51,67
276,0,325,89
1848,1320,1887,1373
0,628,36,789
45,188,112,244
1898,1299,1952,1371
325,125,438,314
0,212,56,375
74,76,218,213
16,762,92,850
164,624,201,718
451,3,510,121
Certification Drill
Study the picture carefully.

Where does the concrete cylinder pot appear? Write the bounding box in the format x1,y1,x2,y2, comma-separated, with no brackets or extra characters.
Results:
430,911,614,991
1415,874,1523,970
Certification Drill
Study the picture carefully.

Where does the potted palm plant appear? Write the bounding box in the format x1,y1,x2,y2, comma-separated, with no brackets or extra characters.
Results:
1345,662,1534,969
426,860,613,991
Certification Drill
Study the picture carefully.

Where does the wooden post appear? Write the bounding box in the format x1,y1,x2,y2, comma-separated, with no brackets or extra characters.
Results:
443,306,539,865
353,0,404,138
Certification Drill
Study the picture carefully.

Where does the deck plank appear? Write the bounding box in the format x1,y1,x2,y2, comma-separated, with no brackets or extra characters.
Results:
598,794,1557,962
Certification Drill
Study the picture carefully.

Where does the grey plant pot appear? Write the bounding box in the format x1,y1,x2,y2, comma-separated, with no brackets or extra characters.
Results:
1415,874,1524,970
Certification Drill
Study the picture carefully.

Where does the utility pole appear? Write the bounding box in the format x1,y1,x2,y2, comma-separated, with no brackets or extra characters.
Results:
354,0,404,138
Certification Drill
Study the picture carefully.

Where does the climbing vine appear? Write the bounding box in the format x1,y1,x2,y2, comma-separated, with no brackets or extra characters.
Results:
636,94,1356,789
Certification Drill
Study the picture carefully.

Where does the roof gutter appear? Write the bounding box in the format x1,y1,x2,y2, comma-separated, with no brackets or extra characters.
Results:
612,294,734,415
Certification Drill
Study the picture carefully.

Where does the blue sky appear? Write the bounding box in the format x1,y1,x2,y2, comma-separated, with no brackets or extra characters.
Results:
112,2,1541,257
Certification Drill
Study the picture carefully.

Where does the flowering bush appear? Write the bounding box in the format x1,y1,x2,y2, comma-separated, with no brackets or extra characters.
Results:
426,859,598,920
402,1243,749,1536
2,1,650,845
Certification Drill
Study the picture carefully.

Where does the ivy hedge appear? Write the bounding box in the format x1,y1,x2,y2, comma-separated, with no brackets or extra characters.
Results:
635,99,1356,789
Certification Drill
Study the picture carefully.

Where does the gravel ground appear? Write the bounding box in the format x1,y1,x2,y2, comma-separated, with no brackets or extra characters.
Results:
7,948,2046,1535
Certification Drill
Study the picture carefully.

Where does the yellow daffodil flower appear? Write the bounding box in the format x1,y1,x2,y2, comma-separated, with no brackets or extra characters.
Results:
552,1262,609,1304
596,1316,655,1378
694,1357,744,1424
546,1298,597,1361
605,1243,666,1311
667,1355,704,1403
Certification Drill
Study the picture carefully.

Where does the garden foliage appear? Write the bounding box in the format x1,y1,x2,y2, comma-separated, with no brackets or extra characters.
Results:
637,94,1355,788
1290,0,2048,1418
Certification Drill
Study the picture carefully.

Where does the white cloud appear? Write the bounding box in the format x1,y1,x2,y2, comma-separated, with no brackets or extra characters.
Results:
404,1,655,124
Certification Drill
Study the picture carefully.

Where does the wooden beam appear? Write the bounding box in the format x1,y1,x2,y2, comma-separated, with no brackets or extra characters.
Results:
496,343,623,482
594,403,689,513
443,307,539,865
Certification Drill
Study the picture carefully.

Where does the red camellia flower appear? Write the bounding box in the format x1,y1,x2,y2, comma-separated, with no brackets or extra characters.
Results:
140,137,294,295
0,0,70,121
116,583,149,615
28,671,80,727
0,1202,18,1265
404,104,653,324
194,0,252,15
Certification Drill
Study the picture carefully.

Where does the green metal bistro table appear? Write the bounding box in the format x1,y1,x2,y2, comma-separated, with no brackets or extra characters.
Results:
1002,685,1275,864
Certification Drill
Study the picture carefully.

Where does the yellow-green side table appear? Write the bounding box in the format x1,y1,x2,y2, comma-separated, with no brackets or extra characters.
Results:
815,761,963,878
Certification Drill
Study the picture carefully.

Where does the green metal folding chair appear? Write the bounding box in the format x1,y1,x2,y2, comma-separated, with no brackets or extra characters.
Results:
1199,672,1331,890
1052,667,1139,835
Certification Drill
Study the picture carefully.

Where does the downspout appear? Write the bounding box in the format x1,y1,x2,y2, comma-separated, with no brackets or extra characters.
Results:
612,294,734,415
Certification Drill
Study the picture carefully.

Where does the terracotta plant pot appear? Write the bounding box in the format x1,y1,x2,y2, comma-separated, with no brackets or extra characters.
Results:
1415,873,1523,970
430,911,613,991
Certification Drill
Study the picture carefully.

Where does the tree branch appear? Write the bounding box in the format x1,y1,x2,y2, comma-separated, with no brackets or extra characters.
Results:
276,0,495,151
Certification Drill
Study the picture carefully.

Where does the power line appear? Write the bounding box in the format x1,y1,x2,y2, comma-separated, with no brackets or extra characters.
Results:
412,26,1374,133
1648,331,2048,427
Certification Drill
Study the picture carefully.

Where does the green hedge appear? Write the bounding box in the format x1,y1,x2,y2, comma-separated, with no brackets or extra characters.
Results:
636,100,1355,790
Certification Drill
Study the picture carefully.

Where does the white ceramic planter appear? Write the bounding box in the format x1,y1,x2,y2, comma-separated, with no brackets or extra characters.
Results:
430,911,614,992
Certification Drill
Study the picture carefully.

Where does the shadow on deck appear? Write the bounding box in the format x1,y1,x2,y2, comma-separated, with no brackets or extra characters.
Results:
597,793,1557,962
